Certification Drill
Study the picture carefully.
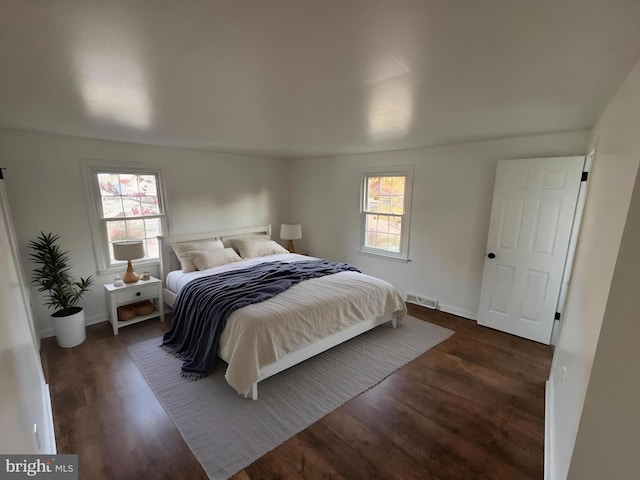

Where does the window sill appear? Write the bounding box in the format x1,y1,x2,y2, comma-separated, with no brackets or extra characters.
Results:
355,249,411,263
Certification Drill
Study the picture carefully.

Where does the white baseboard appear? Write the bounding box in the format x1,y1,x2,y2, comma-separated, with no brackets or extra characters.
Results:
38,314,107,339
41,384,57,454
545,379,554,480
438,303,478,321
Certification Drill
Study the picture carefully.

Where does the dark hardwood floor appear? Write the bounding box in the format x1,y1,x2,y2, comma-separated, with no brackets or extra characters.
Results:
41,305,553,479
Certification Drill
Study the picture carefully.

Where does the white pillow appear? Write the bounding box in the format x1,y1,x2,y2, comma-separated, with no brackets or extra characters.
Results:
171,240,224,272
189,248,242,270
233,239,289,258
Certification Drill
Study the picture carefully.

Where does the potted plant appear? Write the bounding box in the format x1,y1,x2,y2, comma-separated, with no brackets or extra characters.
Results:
28,232,94,348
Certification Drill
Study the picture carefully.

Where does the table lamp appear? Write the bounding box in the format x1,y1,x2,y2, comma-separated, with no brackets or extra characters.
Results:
113,241,145,283
280,224,302,253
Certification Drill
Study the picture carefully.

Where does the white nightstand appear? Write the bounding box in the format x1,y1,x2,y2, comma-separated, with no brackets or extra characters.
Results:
104,276,164,335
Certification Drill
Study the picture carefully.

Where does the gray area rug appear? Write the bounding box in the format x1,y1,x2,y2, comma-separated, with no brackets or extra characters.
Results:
128,316,453,479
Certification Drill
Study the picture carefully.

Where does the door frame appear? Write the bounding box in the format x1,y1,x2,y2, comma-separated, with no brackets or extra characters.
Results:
550,148,594,345
0,178,40,350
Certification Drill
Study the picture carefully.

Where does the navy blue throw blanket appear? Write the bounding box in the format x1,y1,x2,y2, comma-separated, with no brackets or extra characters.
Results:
161,259,360,379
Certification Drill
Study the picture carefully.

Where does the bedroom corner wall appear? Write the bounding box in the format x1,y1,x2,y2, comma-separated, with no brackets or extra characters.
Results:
548,55,640,480
288,131,589,320
567,162,640,480
0,129,289,337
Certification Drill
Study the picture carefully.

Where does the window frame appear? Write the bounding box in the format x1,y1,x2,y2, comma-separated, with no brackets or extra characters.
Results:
82,159,170,275
359,165,414,261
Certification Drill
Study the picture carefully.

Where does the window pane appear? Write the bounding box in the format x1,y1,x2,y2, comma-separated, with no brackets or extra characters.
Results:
391,195,404,213
140,196,159,215
377,215,390,233
106,217,162,262
119,174,139,196
367,232,375,248
145,237,159,259
367,176,380,197
365,214,377,248
377,233,389,249
366,214,377,231
126,219,145,238
378,196,392,213
366,175,405,214
366,176,380,212
143,218,160,259
391,176,405,195
387,234,401,252
106,220,128,243
122,197,142,217
101,196,125,218
364,213,401,253
98,173,161,218
144,217,160,238
389,215,402,235
381,176,393,195
98,174,121,196
366,231,377,247
138,175,158,196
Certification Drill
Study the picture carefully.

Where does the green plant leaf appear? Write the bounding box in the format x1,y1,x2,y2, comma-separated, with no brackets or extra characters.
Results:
28,232,93,315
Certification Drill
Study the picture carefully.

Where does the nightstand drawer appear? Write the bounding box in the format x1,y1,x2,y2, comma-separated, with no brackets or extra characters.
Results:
115,284,157,304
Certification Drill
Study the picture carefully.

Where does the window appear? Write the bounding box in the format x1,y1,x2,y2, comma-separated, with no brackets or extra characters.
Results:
83,161,168,273
360,166,413,260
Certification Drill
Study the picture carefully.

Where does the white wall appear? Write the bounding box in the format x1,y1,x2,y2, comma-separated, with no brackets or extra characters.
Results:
547,57,640,479
289,131,589,319
0,129,289,337
0,181,56,454
568,162,640,479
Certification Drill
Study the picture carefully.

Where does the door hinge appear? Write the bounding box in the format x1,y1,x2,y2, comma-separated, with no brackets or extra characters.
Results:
581,171,589,182
554,311,561,321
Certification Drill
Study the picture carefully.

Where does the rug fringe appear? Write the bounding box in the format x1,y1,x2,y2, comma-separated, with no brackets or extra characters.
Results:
180,372,206,381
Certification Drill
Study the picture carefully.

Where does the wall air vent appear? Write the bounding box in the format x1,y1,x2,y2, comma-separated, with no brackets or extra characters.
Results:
406,293,439,309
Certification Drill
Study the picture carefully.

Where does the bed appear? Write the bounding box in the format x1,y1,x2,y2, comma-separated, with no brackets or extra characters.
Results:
158,225,407,400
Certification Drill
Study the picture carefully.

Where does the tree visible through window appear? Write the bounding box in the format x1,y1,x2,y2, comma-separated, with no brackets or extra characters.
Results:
96,172,164,264
361,166,413,259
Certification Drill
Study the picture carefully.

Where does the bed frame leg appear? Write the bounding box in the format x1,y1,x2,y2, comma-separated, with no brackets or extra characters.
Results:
391,317,397,328
248,383,258,400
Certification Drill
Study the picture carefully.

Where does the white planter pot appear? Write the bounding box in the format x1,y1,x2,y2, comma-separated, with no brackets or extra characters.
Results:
51,307,86,348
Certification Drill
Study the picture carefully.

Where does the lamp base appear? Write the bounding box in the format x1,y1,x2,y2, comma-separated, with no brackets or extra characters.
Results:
286,239,296,253
122,260,139,283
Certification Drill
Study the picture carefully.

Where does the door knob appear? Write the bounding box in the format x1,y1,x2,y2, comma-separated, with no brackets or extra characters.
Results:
487,253,496,259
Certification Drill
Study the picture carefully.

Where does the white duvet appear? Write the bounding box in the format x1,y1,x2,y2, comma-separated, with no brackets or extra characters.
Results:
166,253,407,395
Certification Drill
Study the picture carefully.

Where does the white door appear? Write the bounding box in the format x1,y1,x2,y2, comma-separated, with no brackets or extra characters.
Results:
477,156,584,344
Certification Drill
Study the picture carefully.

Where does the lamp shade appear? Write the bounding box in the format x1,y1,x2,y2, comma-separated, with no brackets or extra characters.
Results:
280,224,302,240
113,241,145,261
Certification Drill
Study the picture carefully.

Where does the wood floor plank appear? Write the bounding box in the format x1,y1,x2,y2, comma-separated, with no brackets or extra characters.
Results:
41,305,552,479
350,390,491,480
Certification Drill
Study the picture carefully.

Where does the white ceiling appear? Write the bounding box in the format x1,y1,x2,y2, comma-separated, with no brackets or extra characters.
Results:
1,1,640,159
